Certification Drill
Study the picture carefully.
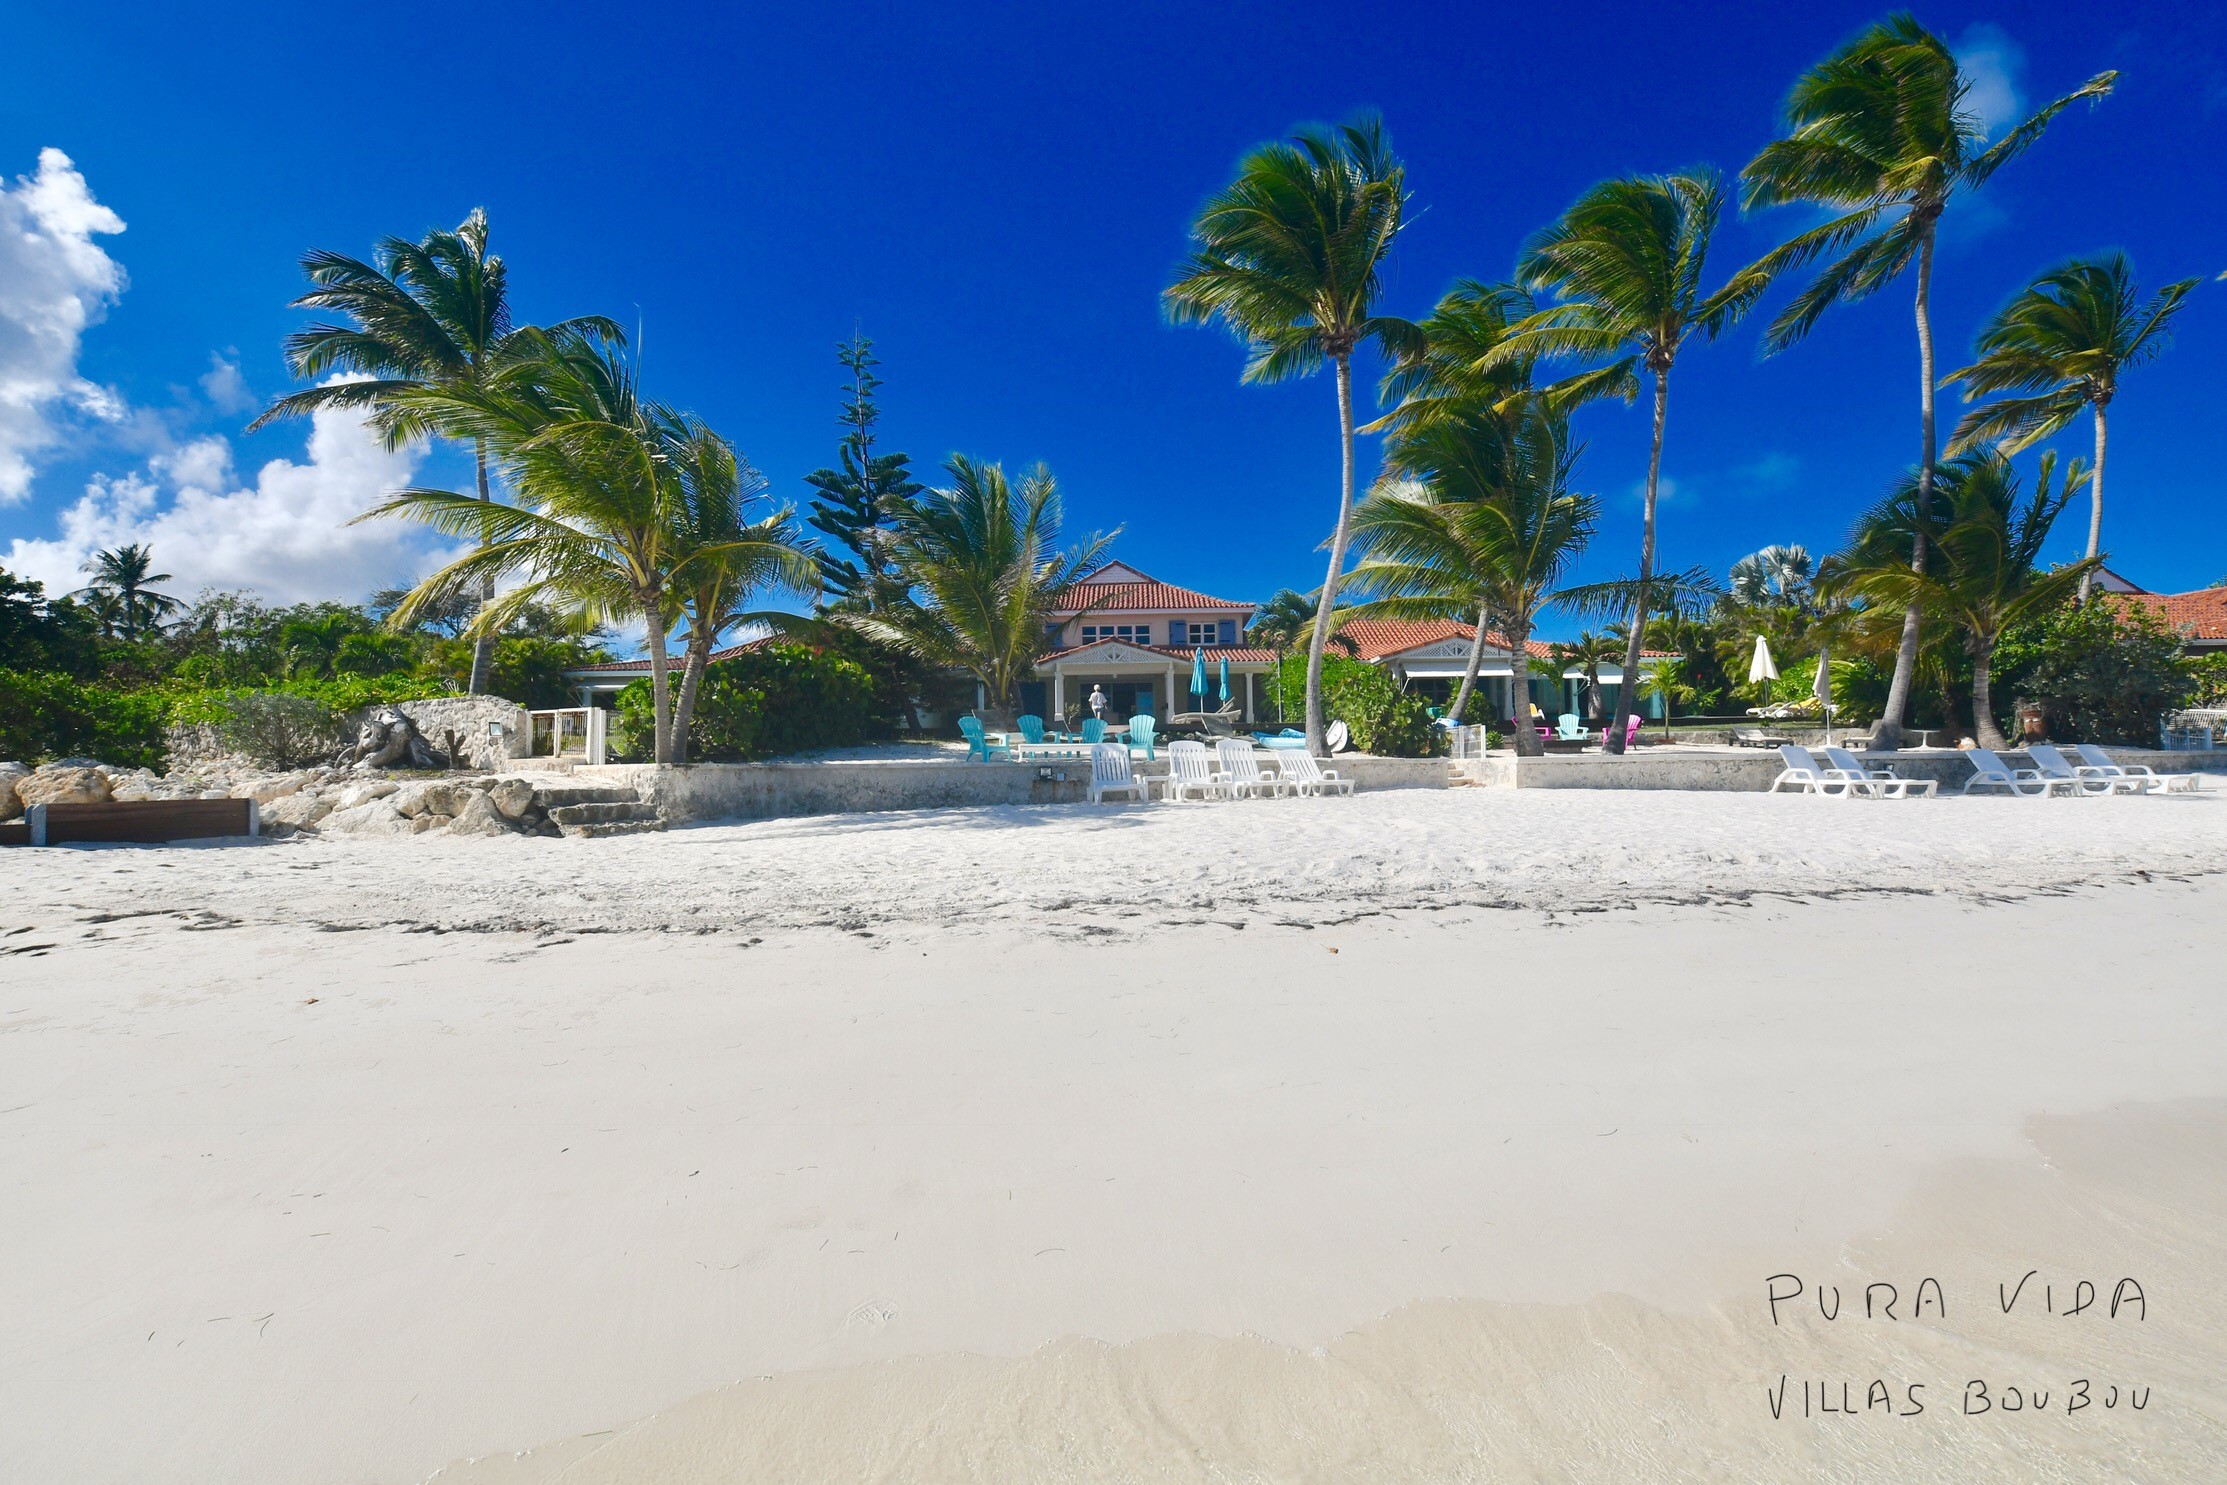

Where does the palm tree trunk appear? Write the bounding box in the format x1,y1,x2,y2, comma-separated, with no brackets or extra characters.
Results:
1449,602,1489,724
671,625,709,766
467,440,497,697
643,594,674,766
1877,229,1938,752
1970,638,2007,751
1507,617,1543,757
1304,352,1358,755
2079,400,2107,604
1607,371,1669,755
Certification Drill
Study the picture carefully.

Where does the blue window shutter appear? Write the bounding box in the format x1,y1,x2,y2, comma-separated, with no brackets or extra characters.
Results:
1168,621,1185,646
1218,619,1235,645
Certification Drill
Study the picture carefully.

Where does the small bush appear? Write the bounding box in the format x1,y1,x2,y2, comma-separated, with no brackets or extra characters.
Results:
613,643,874,761
1995,598,2194,744
199,691,349,769
1265,655,1445,757
0,669,170,769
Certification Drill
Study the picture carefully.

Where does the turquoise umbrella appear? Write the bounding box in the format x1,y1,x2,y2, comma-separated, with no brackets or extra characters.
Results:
1190,647,1208,699
1217,656,1230,702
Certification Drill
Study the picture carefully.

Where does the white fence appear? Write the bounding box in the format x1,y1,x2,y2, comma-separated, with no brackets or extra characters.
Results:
528,707,608,765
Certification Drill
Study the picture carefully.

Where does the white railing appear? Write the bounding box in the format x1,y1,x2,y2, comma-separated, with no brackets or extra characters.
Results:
528,707,608,765
1448,724,1494,761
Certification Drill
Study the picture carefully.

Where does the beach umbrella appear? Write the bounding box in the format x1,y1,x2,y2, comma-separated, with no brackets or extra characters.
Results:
1190,647,1208,699
1812,643,1834,745
1217,656,1231,703
1748,634,1778,708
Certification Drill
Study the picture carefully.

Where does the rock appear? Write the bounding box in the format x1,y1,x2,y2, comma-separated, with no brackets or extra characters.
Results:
48,757,107,772
17,766,113,807
334,780,400,811
446,790,517,838
261,793,335,831
488,778,536,819
393,781,468,819
409,813,450,834
242,775,304,805
318,798,415,838
0,763,28,821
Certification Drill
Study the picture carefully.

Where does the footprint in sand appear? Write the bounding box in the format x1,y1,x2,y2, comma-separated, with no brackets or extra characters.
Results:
844,1299,898,1330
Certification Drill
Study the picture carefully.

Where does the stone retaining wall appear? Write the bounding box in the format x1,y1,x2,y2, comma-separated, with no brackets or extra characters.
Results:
1457,747,2227,791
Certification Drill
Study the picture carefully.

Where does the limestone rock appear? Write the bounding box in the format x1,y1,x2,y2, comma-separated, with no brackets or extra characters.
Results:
488,778,536,819
319,798,415,838
261,792,335,831
446,790,517,838
17,766,113,807
242,775,304,805
392,781,469,819
334,780,400,811
409,813,450,834
0,763,28,821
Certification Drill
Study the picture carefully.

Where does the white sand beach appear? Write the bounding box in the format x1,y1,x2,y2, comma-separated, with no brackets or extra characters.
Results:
6,789,2226,1482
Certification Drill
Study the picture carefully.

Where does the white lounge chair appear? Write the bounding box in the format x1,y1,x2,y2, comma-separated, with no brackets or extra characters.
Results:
1962,747,2080,797
2027,743,2136,796
1159,741,1230,802
1768,745,1857,797
1085,742,1148,804
1213,739,1290,799
2071,742,2201,794
1822,746,1938,799
1280,751,1354,797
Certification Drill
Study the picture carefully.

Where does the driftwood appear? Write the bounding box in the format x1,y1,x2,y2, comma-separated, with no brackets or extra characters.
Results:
337,706,451,771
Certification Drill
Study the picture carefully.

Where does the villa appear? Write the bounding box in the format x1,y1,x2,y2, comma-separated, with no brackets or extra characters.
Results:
561,560,1669,729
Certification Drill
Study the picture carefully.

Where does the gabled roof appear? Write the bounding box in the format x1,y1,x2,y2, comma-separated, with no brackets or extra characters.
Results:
1334,618,1558,662
565,636,776,676
1054,563,1254,615
2117,585,2227,642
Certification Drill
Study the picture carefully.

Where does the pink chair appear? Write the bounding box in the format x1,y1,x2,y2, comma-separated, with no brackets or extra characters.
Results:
1621,714,1643,747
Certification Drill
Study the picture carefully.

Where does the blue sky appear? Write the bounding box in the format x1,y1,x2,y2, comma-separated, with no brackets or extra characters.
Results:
3,2,2223,637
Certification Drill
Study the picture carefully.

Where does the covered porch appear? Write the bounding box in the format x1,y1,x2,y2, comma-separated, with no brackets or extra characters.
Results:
1015,640,1278,728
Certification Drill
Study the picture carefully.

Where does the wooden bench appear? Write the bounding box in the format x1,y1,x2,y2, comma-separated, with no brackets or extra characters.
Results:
7,798,258,846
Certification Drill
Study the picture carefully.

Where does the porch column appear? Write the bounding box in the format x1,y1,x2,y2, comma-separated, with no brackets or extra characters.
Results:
1165,663,1177,716
1051,665,1064,723
1244,671,1256,723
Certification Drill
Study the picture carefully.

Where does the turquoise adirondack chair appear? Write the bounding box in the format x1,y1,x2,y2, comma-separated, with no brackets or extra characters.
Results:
1556,713,1589,740
1126,713,1156,761
958,715,1012,762
1016,715,1046,750
1080,719,1106,744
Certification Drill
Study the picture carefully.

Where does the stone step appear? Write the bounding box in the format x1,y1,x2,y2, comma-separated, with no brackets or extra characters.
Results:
566,817,669,839
547,800,660,828
530,785,642,809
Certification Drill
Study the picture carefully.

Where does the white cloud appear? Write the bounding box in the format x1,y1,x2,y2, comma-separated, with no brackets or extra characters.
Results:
0,148,127,504
1955,24,2027,140
198,352,257,416
5,394,438,605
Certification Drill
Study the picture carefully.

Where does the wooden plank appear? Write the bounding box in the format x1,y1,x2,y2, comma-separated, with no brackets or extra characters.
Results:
0,820,27,847
35,799,256,845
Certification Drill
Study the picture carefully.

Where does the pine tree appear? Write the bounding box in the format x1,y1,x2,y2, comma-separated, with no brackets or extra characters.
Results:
804,332,921,612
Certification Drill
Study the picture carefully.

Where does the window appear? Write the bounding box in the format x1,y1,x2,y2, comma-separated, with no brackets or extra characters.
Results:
1183,622,1215,645
1081,623,1150,645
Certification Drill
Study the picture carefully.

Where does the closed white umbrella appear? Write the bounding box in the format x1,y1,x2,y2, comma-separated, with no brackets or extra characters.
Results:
1812,643,1835,745
1747,634,1779,713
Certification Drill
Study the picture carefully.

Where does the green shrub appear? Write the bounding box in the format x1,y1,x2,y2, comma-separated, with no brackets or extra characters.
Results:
1994,598,2194,744
1265,655,1445,757
613,643,874,761
197,691,349,769
0,670,171,769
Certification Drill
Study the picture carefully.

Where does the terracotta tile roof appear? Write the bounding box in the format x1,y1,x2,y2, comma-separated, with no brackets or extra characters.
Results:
1053,564,1254,615
565,636,776,676
2116,586,2227,641
1333,618,1557,661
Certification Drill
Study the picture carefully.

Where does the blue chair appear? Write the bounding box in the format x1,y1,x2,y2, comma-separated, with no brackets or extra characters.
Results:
1016,715,1046,750
958,715,1012,762
1081,718,1106,744
1556,712,1590,741
1126,713,1156,761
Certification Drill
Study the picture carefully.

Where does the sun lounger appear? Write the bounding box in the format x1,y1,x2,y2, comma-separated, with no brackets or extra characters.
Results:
1822,746,1937,799
958,716,1012,762
1280,750,1354,797
1085,742,1148,804
1158,741,1230,802
2026,743,2137,796
1213,738,1291,799
1768,744,1857,797
2071,742,2200,794
1733,728,1794,749
1962,747,2080,797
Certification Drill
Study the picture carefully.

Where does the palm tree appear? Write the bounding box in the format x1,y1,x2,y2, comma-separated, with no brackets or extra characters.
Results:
1548,630,1623,723
1726,544,1815,608
72,543,181,640
658,415,820,762
856,456,1115,726
1164,112,1419,756
362,332,705,764
1343,398,1598,757
1741,15,2113,747
1501,170,1772,753
250,210,622,695
1946,254,2199,602
1831,450,2097,748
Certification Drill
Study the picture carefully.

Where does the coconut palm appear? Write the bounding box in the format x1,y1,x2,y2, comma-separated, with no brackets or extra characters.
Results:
1343,399,1598,756
1831,450,2097,748
1548,630,1623,723
1741,16,2113,748
250,210,622,695
73,543,181,640
1164,112,1420,755
1501,170,1773,752
854,456,1115,726
363,332,707,764
658,416,820,762
1726,544,1815,608
1946,254,2199,602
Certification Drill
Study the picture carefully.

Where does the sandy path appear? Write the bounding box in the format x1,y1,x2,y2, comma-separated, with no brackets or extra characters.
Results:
11,787,2227,937
5,821,2225,1482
